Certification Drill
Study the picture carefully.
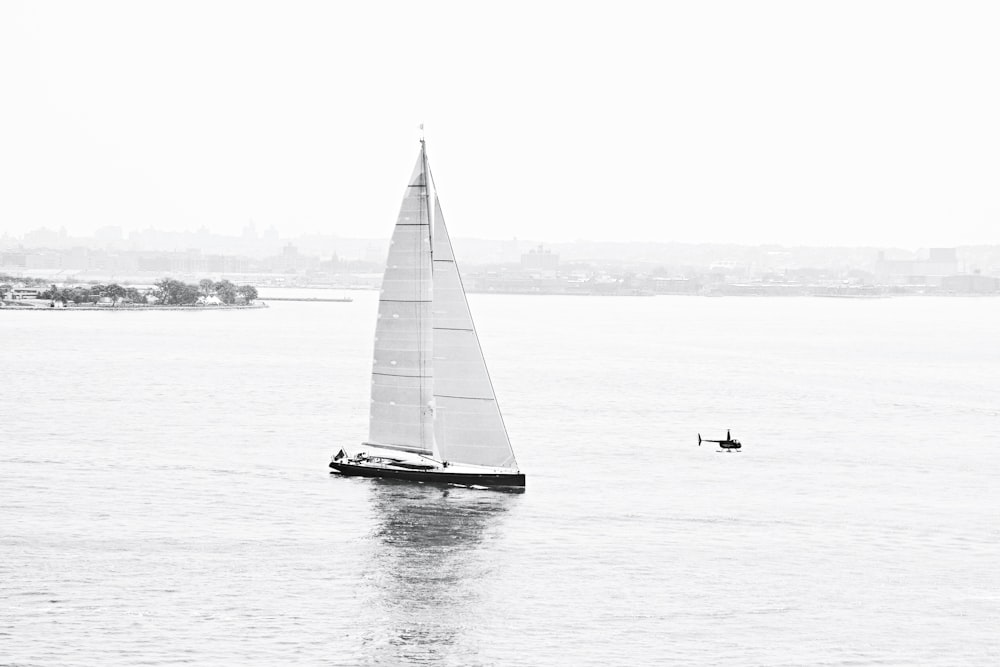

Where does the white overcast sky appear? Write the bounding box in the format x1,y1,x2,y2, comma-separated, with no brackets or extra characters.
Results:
1,1,998,247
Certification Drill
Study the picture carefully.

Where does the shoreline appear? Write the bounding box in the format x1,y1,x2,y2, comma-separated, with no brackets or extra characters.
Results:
0,302,269,311
258,296,352,302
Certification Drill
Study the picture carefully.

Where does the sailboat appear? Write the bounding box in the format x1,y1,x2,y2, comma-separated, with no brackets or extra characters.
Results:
329,139,525,488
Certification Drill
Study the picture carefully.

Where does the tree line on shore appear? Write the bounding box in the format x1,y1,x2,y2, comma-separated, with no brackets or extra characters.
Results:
153,279,258,305
29,279,258,306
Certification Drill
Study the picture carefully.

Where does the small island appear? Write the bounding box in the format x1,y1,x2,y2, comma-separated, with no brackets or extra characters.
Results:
1,276,264,310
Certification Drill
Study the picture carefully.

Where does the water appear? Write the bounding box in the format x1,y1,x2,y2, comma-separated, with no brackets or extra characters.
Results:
2,294,998,665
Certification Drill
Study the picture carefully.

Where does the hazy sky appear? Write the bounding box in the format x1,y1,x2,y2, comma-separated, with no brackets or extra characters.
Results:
1,1,998,247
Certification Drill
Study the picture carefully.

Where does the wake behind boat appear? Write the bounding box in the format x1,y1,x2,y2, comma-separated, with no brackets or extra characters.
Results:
329,137,525,489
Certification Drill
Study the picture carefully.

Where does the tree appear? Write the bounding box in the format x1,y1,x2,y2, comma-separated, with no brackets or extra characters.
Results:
199,279,215,299
154,278,186,305
154,278,175,304
105,283,127,306
154,279,202,305
177,283,200,305
124,287,145,304
67,287,89,304
214,279,237,305
237,285,258,304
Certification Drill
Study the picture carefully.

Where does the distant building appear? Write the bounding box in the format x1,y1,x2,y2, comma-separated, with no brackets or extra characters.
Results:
11,287,41,299
652,277,700,294
95,226,124,245
941,273,999,294
875,248,959,287
66,246,91,270
521,245,559,272
1,252,27,268
24,227,66,248
26,251,62,270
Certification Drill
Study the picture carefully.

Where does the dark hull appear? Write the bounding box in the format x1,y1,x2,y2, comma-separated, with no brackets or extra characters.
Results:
329,461,525,488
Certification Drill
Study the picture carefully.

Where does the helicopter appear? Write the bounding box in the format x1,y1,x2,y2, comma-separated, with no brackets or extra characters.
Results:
698,430,742,451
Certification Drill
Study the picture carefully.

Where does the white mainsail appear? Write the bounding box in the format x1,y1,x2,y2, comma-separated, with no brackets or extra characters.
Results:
367,142,518,471
368,154,435,455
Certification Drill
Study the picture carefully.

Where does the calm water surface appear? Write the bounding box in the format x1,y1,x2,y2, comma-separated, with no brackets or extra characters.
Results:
2,294,999,665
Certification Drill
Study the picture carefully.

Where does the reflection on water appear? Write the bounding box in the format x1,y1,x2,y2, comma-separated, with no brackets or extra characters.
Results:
358,480,517,664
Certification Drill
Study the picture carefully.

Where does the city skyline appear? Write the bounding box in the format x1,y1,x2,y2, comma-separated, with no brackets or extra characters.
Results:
4,222,999,259
5,222,1000,280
